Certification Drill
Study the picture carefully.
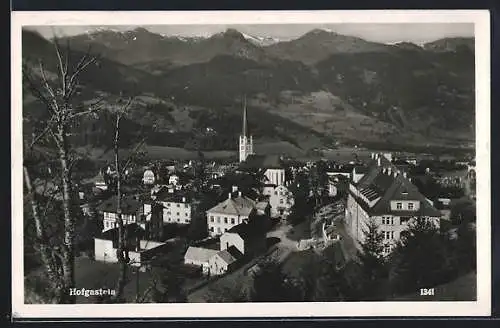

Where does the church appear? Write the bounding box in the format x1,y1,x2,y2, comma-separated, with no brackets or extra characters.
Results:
237,97,294,218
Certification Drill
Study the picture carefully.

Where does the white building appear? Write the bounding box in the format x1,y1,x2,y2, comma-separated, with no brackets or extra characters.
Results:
206,192,256,237
156,193,192,225
97,196,142,232
263,184,295,218
345,153,441,255
143,169,155,185
169,174,180,186
94,223,167,267
184,246,219,274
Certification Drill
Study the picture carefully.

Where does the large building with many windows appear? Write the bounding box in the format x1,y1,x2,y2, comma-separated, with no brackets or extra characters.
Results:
345,153,441,255
156,193,193,225
206,192,256,237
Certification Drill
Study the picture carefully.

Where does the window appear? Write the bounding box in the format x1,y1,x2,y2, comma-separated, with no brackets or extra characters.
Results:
185,212,188,216
382,217,386,225
185,204,189,208
384,244,391,254
224,228,228,232
224,217,228,224
391,231,395,239
210,227,214,232
390,217,394,225
210,216,214,222
217,217,220,223
177,204,180,207
231,218,235,224
167,203,170,207
396,202,402,210
177,219,180,222
217,227,221,233
274,191,278,195
408,203,414,210
279,199,284,204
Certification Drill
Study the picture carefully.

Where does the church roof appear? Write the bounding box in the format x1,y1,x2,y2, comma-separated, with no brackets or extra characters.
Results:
239,154,284,171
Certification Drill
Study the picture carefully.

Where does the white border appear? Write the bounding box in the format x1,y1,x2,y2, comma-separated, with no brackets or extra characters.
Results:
11,10,491,318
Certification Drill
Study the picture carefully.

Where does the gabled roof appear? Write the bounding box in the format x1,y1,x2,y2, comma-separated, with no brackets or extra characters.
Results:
239,154,284,171
97,223,145,242
207,195,256,216
351,154,441,217
97,195,142,215
215,246,242,265
184,246,219,263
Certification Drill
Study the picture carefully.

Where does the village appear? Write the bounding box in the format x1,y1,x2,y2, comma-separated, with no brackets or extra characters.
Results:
57,102,478,303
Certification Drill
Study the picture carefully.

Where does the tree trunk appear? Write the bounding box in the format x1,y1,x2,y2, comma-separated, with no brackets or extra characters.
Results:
114,115,128,302
56,128,76,304
23,165,64,302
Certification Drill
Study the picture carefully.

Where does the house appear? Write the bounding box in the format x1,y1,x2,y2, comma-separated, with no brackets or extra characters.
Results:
206,192,256,237
143,169,156,185
220,220,267,257
97,196,143,232
168,174,180,186
184,246,219,275
156,192,192,225
92,171,108,191
263,184,294,218
94,224,168,268
208,246,242,276
345,153,441,255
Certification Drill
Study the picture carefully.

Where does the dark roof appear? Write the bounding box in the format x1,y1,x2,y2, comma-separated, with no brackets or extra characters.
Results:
226,220,266,241
239,154,284,171
350,155,441,217
96,195,142,215
216,246,243,265
156,191,190,203
97,223,145,242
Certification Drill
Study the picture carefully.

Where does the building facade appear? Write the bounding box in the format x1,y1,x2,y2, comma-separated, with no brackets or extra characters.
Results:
97,196,142,232
156,194,192,225
345,153,441,255
206,192,256,237
263,184,295,218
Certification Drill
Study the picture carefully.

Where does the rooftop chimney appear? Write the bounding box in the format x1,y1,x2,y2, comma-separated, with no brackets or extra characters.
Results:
182,196,186,203
228,193,232,199
387,167,392,176
238,191,242,197
232,185,238,192
377,157,381,166
371,153,375,159
403,172,407,178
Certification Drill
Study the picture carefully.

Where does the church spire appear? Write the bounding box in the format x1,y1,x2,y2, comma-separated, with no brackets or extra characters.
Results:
242,95,247,137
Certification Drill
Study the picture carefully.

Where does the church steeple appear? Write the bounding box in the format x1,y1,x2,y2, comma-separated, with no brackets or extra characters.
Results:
242,95,247,137
239,95,253,162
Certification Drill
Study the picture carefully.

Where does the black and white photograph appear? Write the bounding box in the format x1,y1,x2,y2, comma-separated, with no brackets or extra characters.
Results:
11,10,491,318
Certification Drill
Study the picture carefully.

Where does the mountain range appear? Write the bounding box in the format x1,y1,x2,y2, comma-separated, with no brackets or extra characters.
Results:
22,27,475,156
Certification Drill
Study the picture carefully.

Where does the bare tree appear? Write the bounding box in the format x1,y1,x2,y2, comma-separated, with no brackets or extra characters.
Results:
23,38,102,303
109,97,148,302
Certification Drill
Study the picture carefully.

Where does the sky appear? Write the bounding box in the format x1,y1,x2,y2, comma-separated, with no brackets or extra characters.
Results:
29,23,474,45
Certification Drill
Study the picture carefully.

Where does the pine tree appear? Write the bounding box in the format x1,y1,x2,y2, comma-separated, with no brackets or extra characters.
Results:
356,218,387,299
388,219,454,295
